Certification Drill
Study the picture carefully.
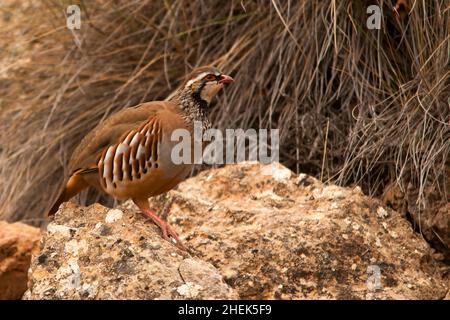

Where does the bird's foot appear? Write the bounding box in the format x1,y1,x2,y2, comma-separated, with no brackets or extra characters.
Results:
141,209,187,251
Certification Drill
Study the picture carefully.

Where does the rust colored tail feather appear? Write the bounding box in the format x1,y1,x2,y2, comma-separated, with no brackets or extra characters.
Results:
47,173,91,216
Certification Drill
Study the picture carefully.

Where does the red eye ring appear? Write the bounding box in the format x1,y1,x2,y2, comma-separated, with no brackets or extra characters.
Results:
204,74,216,81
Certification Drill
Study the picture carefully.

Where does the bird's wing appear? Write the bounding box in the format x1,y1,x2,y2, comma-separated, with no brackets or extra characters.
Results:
68,101,175,174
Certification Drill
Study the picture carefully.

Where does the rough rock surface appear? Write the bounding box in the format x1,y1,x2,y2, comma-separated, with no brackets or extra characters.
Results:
383,179,450,261
145,162,448,299
0,221,40,299
25,162,448,299
24,203,237,300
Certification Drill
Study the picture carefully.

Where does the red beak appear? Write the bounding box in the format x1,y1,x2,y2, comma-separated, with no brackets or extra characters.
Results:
218,74,234,84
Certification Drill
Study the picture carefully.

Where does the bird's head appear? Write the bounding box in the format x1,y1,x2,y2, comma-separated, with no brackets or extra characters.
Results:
176,66,234,107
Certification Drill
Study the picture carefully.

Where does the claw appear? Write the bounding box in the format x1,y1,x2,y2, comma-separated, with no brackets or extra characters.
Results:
141,208,187,250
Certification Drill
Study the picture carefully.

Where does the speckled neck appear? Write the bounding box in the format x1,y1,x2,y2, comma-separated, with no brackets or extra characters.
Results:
175,88,211,131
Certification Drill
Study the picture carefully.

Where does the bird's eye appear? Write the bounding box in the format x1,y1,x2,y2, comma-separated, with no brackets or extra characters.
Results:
204,74,216,81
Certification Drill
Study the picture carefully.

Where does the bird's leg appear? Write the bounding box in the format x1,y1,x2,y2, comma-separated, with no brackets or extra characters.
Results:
140,208,187,250
133,198,187,250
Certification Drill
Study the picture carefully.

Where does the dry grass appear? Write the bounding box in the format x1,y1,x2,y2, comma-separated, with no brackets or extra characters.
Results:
0,0,448,238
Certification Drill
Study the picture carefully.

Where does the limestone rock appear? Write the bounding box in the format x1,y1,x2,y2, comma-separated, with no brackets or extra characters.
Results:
146,162,448,299
24,203,237,299
25,162,448,300
0,221,40,299
383,180,450,261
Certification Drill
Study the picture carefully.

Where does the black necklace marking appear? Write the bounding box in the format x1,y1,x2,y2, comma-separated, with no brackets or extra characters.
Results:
192,81,208,111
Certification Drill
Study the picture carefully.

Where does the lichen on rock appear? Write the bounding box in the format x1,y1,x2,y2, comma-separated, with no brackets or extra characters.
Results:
24,203,237,299
24,162,448,300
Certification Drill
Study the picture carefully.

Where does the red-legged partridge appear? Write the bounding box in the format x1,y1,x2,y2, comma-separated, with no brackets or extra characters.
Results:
48,66,234,249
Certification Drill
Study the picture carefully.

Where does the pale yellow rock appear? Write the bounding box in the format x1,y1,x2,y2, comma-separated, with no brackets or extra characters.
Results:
25,162,448,300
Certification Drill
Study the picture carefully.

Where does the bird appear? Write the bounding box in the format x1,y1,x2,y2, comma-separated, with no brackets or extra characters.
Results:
48,66,234,250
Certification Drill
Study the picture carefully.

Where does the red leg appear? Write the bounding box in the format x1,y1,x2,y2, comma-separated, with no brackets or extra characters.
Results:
141,208,187,250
